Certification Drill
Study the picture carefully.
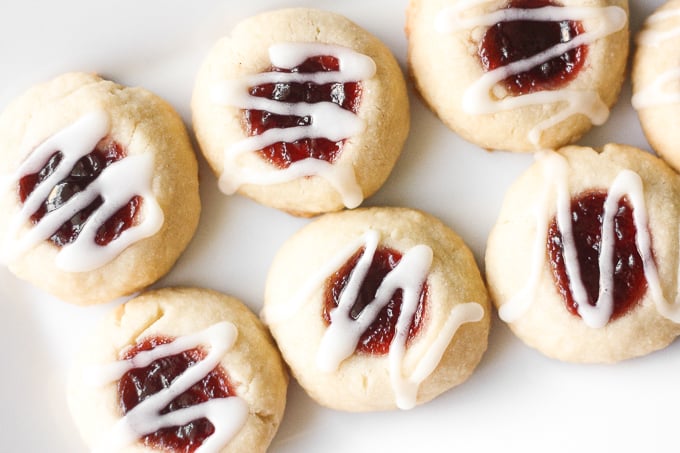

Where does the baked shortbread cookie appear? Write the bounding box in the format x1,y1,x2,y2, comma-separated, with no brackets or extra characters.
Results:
192,8,409,216
68,287,288,453
406,0,629,152
486,144,680,363
262,207,490,411
632,0,680,173
0,72,200,305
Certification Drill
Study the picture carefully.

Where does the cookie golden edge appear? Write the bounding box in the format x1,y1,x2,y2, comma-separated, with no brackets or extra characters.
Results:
632,0,680,173
406,0,629,152
192,8,410,216
67,287,289,453
0,72,201,305
262,206,490,411
485,144,680,363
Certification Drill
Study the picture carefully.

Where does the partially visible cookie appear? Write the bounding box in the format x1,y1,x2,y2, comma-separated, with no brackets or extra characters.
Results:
262,207,490,411
68,287,288,453
632,0,680,172
406,0,629,152
0,72,200,305
192,8,409,216
486,144,680,363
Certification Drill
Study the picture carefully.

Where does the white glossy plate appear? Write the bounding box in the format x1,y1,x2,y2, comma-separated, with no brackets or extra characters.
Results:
0,0,674,451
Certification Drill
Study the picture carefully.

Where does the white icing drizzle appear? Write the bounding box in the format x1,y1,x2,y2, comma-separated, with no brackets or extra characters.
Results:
84,321,248,453
637,8,680,46
435,0,627,146
632,67,680,109
263,230,383,325
210,42,376,208
0,111,164,272
632,8,680,110
499,151,680,328
264,229,484,410
393,302,483,409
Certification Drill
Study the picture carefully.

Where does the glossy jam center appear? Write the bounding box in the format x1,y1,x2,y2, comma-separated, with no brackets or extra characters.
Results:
118,336,235,453
323,246,428,355
479,0,587,96
547,191,647,322
17,140,141,247
244,55,362,169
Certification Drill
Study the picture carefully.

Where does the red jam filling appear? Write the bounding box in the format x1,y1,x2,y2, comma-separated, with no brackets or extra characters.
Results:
17,139,141,247
244,55,363,169
118,336,236,453
323,246,428,355
479,0,587,96
547,191,647,322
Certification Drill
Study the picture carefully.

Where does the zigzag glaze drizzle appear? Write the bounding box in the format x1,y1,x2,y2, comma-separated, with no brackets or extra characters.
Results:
84,321,248,453
264,229,484,410
632,7,680,109
211,42,376,208
435,0,627,146
499,151,680,328
0,111,164,272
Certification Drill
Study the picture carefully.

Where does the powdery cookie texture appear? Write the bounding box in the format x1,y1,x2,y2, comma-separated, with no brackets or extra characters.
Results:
192,8,409,216
68,287,288,453
486,144,680,363
262,207,490,411
0,72,200,305
406,0,629,152
632,0,680,173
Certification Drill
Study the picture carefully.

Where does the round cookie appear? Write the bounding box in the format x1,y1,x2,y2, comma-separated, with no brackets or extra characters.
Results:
485,144,680,363
68,287,288,453
632,0,680,173
192,8,410,216
0,72,200,305
262,207,490,411
406,0,629,152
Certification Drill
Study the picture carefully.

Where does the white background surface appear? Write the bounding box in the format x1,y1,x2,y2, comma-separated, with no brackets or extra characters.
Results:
0,0,674,452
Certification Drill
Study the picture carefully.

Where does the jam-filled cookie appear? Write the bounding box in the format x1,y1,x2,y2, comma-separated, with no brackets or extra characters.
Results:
68,287,288,453
262,207,489,411
486,144,680,363
406,0,629,152
192,8,409,216
632,0,680,173
0,72,200,305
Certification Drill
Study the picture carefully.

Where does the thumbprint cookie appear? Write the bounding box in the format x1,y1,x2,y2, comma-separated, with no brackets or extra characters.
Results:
0,72,200,305
486,144,680,363
406,0,629,152
632,0,680,173
68,287,288,453
192,8,410,216
262,207,490,411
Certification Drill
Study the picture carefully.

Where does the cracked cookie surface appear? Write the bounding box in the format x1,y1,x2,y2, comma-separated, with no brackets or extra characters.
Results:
67,287,288,453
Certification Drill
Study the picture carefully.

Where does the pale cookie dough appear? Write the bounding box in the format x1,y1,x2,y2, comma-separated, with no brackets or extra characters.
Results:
0,72,200,305
486,144,680,363
406,0,629,152
68,287,288,453
192,8,410,216
632,0,680,173
262,207,490,411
